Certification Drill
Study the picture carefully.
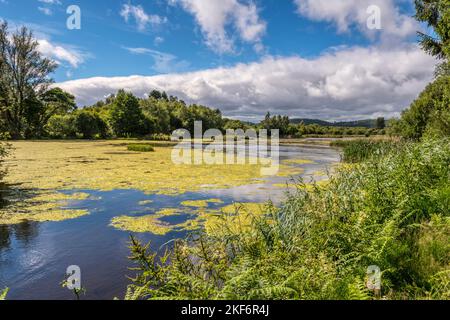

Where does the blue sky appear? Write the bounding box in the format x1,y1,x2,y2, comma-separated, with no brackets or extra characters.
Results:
0,0,437,121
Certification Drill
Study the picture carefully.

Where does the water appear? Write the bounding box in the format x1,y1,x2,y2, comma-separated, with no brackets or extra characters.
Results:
0,144,340,300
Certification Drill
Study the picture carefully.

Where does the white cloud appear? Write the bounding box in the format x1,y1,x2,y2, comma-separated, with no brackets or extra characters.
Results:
57,44,436,121
123,47,190,74
38,7,53,15
171,0,266,54
294,0,418,41
120,4,167,31
36,0,61,17
154,36,164,46
37,0,61,4
38,39,85,68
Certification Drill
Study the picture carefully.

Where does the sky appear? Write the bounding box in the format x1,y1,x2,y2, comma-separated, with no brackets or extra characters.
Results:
0,0,438,121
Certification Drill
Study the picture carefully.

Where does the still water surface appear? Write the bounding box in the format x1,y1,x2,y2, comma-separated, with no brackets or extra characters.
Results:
0,144,340,300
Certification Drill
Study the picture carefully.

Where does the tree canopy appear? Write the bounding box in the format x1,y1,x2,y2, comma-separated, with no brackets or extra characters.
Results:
393,2,450,139
0,22,75,138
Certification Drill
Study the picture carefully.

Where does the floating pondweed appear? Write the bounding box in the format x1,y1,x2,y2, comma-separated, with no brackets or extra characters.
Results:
109,201,268,235
1,141,268,224
1,141,316,226
0,191,90,224
4,141,265,195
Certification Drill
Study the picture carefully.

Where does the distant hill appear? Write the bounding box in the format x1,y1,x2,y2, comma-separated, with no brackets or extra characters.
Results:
290,118,377,128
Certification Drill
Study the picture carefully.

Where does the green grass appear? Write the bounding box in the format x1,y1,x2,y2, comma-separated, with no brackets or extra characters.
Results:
127,143,155,152
125,138,450,300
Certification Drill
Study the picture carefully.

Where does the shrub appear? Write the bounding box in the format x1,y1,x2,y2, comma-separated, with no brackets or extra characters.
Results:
46,114,77,139
125,138,450,300
127,144,155,152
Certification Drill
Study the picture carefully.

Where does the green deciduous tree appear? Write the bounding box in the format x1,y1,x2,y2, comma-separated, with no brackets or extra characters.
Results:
392,2,450,139
0,22,60,138
376,117,386,129
46,114,77,139
109,90,148,137
415,0,450,75
74,110,109,139
393,76,450,139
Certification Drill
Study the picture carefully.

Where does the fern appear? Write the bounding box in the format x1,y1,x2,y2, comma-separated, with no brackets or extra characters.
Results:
347,278,371,300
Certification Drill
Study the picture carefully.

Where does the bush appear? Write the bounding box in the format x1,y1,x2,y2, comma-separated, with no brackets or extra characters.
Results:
125,138,450,300
46,114,77,138
143,133,171,141
127,144,155,152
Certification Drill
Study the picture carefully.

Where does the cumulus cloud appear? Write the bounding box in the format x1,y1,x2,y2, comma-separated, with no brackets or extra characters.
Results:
294,0,418,41
120,4,167,31
57,44,436,121
170,0,266,54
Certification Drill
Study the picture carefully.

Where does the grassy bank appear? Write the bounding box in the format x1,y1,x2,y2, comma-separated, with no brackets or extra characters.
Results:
126,138,450,300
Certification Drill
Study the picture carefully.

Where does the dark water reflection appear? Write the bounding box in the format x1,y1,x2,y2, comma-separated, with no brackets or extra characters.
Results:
0,144,340,300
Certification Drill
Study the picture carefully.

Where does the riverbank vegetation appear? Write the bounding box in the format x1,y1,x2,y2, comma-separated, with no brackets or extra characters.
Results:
126,137,449,300
330,139,399,163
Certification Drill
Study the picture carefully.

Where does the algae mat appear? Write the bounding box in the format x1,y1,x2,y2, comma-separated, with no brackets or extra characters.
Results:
1,141,314,225
111,201,268,236
4,141,266,194
0,141,266,224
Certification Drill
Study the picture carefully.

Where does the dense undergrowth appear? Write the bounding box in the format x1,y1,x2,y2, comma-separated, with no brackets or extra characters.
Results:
126,138,450,300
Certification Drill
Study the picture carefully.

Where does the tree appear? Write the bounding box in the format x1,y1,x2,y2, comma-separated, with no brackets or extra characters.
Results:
260,112,290,136
0,22,58,138
46,114,77,139
394,76,450,139
32,88,76,136
376,117,386,129
415,0,450,75
392,2,450,139
140,97,170,134
109,90,147,137
74,110,109,139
